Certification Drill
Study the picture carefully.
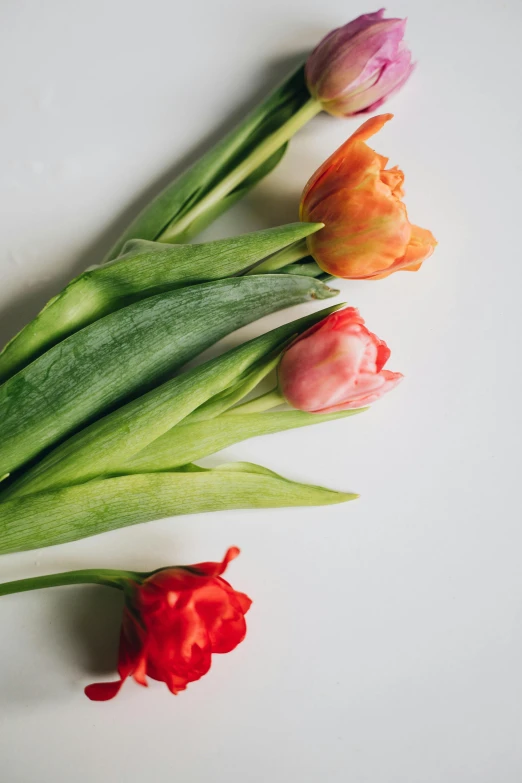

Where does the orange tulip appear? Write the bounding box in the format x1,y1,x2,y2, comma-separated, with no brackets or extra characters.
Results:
299,114,436,279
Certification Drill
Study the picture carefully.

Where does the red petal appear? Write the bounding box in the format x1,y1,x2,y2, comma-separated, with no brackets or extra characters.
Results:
375,340,391,372
190,546,241,578
210,615,248,654
233,590,252,614
84,679,125,701
132,653,149,687
118,611,145,680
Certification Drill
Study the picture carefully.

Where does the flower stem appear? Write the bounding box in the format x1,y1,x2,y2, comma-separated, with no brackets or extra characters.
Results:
246,238,310,275
226,388,286,415
157,98,322,244
0,569,140,597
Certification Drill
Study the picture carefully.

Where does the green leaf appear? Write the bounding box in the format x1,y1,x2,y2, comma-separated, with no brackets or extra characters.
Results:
0,275,338,479
0,222,322,383
3,303,344,500
122,409,366,473
0,463,357,554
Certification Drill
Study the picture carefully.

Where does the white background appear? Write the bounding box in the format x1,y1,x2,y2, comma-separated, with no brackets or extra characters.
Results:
1,1,521,781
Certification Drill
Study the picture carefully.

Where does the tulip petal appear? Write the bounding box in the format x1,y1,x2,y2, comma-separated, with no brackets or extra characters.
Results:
345,112,394,144
300,114,393,217
306,185,410,278
380,165,404,197
132,654,149,687
190,546,241,578
316,371,403,412
402,224,438,268
361,50,415,113
375,340,392,373
232,590,253,615
206,587,250,653
370,223,437,278
84,679,126,702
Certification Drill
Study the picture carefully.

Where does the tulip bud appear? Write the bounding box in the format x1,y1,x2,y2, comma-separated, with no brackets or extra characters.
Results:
305,9,414,117
278,307,402,412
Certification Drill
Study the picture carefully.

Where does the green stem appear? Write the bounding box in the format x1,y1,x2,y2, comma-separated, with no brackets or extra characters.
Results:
246,238,311,275
157,98,322,244
226,388,286,415
0,569,139,597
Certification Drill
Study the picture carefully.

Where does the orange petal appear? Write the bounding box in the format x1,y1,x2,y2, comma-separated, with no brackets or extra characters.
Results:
400,224,437,270
348,113,394,144
371,224,437,278
380,165,405,198
300,114,393,217
402,261,423,272
306,185,410,279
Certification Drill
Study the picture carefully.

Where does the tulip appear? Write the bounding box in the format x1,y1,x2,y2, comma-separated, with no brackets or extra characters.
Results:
305,9,414,117
278,307,402,412
300,114,437,279
106,14,415,253
85,547,251,700
0,548,251,699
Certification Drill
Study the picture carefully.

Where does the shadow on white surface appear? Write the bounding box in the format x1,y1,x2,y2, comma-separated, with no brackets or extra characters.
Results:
0,586,123,705
0,53,306,352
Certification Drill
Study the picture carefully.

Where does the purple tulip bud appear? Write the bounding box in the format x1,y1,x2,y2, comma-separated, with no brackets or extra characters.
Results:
305,9,414,117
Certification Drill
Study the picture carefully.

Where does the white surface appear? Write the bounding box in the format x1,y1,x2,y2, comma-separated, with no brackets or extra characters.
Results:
1,1,521,781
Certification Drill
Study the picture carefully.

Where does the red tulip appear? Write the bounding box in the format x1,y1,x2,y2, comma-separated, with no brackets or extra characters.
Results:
278,307,402,412
85,547,251,701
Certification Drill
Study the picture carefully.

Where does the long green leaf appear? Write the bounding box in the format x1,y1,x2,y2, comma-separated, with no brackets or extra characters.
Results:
3,304,344,499
0,275,337,479
0,462,357,554
0,222,322,383
121,409,366,473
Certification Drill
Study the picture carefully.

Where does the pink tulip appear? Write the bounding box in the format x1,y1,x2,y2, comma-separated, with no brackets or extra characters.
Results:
278,308,402,412
305,9,414,117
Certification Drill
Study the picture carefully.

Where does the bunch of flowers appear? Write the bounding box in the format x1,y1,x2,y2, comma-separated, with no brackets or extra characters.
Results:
0,10,435,699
